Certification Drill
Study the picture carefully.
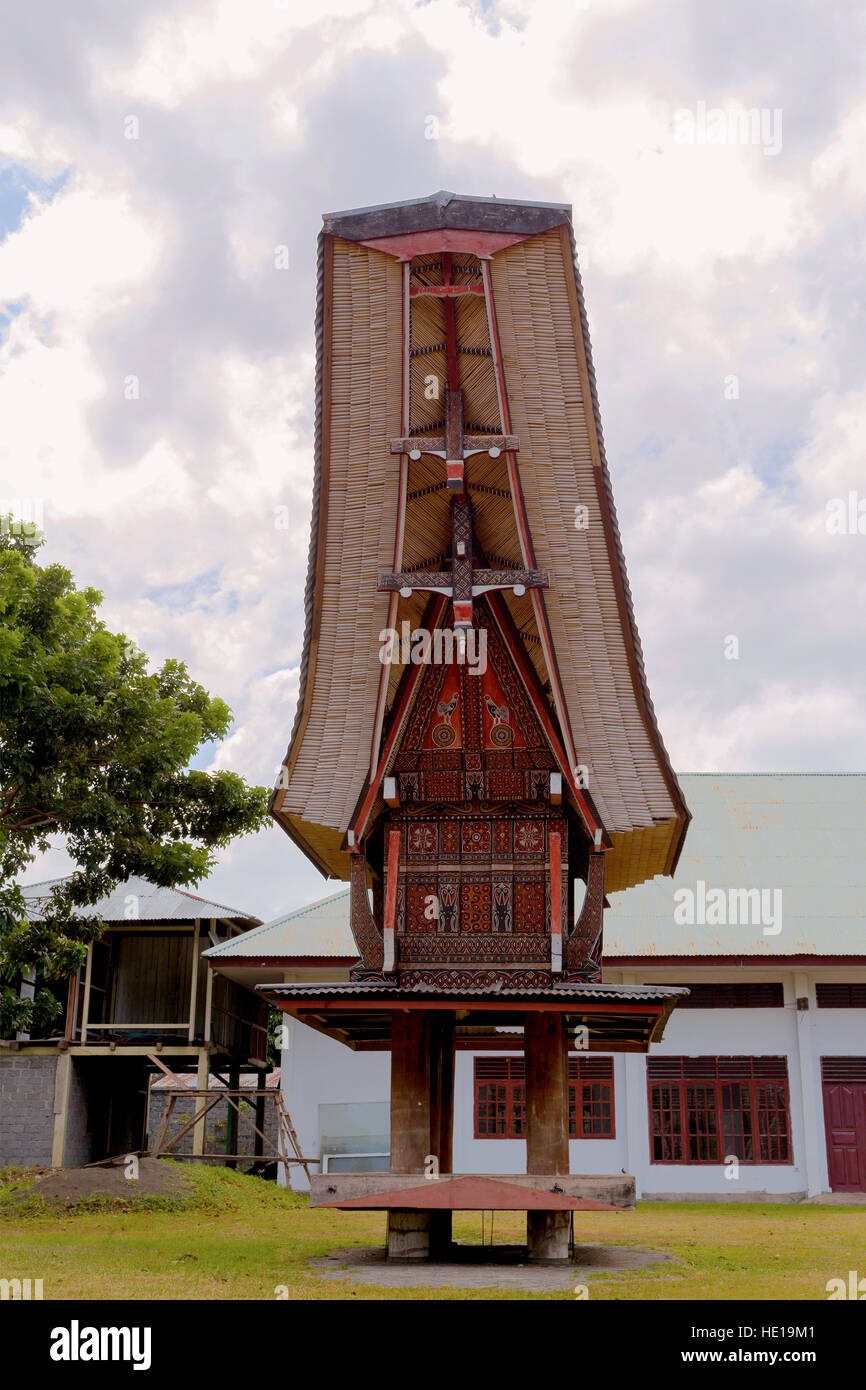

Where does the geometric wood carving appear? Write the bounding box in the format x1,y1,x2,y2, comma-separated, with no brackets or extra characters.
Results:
564,849,605,981
348,850,384,975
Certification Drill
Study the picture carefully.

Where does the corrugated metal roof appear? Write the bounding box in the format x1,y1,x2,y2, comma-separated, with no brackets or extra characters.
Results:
19,874,260,926
605,773,866,956
261,981,686,1001
203,889,354,958
220,775,866,960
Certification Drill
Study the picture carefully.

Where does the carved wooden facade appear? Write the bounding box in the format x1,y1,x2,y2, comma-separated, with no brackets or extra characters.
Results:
349,598,605,985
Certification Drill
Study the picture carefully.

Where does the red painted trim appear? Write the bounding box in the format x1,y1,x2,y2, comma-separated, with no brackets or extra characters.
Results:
549,829,562,966
209,956,356,969
607,955,866,968
283,999,668,1015
410,284,484,298
383,828,400,960
480,258,584,783
359,229,530,262
487,591,600,842
442,254,460,394
369,263,412,780
352,594,449,842
473,1055,616,1140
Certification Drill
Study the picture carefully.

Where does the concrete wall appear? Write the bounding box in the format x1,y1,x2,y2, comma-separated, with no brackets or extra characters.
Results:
0,1054,57,1167
280,968,866,1198
280,1016,390,1191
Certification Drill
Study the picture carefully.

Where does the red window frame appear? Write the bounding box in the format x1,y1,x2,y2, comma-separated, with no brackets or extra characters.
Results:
474,1056,615,1139
647,1057,791,1164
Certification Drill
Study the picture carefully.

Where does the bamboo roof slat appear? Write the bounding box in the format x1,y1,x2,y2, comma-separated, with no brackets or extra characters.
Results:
272,195,688,891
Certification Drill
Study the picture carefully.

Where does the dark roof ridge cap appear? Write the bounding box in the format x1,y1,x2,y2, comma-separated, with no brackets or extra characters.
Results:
324,189,572,223
322,191,573,242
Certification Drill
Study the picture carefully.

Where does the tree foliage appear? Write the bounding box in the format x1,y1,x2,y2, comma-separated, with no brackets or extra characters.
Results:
0,523,270,1034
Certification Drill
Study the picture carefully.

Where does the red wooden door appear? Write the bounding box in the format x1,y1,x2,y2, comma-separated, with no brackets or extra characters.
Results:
822,1067,866,1192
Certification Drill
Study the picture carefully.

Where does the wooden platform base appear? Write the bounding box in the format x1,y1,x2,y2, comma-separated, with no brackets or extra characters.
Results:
311,1172,635,1262
311,1172,635,1208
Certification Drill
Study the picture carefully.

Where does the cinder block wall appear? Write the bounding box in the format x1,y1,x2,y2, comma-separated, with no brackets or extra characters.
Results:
0,1055,57,1167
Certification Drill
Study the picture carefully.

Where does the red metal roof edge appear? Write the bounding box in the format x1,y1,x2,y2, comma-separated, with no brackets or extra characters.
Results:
321,1174,621,1212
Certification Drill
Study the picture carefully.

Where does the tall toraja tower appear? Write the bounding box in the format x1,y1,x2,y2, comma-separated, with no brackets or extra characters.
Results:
266,192,690,1261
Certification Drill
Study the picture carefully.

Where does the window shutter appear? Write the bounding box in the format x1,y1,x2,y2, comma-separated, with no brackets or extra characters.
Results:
816,984,866,1008
821,1057,866,1084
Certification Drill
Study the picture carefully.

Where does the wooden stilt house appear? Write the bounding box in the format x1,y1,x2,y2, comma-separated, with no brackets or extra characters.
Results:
0,876,265,1168
264,191,691,1260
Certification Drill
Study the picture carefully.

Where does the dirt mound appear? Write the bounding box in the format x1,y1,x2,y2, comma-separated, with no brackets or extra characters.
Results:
8,1157,191,1208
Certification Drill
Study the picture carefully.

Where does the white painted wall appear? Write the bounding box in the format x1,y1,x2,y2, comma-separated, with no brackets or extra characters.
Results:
636,1004,807,1197
280,1014,390,1191
452,1050,629,1177
279,969,866,1197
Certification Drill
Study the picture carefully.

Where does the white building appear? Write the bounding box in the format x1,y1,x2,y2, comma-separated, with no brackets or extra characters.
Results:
205,774,866,1199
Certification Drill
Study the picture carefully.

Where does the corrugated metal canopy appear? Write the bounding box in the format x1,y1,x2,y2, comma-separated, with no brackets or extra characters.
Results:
245,776,866,959
258,978,683,1051
19,874,260,927
203,889,354,959
606,773,866,957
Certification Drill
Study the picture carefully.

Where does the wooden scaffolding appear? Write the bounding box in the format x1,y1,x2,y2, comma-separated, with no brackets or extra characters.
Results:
147,1056,317,1182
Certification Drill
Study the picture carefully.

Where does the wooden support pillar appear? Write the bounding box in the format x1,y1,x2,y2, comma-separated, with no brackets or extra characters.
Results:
192,1050,209,1156
428,1014,455,1257
430,1015,455,1174
51,1053,72,1168
524,1012,571,1261
225,1061,240,1170
387,1010,456,1260
254,1069,267,1169
389,1011,431,1172
388,1011,431,1260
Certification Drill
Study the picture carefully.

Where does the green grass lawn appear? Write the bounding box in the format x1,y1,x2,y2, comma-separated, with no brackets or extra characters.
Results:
1,1165,863,1300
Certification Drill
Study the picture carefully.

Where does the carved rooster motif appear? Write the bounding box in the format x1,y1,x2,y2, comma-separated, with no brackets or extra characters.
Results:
483,694,510,724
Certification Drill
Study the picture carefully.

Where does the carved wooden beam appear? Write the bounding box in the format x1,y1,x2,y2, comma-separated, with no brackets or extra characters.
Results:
348,850,384,975
382,828,400,975
564,849,605,980
549,829,563,976
409,283,485,298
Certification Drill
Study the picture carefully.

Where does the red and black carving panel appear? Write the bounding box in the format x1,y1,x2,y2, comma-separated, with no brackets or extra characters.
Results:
380,598,575,977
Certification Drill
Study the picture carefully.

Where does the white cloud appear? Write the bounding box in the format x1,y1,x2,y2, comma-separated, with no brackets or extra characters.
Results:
0,181,164,319
1,0,865,917
95,0,396,109
671,682,866,772
812,101,866,196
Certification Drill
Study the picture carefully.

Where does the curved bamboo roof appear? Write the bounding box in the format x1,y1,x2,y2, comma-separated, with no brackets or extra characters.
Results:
271,192,689,894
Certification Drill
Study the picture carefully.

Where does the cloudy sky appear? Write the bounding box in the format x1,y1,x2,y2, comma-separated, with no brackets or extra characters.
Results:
2,0,865,922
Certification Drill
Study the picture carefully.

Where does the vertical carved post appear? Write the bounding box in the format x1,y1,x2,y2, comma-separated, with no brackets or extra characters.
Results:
524,1012,571,1261
428,1014,455,1257
388,1011,433,1259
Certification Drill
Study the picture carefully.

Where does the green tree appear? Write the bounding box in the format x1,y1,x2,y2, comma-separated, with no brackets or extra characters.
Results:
0,521,270,1035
